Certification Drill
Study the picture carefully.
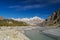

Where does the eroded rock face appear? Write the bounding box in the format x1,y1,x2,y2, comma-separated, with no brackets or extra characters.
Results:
42,9,60,27
0,28,30,40
0,16,4,20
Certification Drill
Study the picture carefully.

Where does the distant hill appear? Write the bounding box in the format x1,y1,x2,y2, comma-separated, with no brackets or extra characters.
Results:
0,19,29,26
41,9,60,27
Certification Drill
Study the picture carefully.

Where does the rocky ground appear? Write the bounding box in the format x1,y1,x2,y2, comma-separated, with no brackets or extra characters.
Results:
0,27,30,40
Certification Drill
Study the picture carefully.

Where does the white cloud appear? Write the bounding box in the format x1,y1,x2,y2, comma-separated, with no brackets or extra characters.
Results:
9,0,60,11
49,0,60,4
9,4,46,11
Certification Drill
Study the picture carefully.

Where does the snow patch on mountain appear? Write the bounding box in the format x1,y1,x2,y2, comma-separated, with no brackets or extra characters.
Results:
11,16,45,25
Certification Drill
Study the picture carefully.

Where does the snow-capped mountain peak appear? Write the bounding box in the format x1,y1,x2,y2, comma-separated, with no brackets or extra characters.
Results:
11,16,44,25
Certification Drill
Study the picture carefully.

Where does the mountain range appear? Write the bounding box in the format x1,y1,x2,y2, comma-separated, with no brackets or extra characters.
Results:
0,9,60,27
11,16,44,26
0,16,44,26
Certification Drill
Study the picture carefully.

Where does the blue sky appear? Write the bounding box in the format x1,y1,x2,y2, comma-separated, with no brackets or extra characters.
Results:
0,0,60,19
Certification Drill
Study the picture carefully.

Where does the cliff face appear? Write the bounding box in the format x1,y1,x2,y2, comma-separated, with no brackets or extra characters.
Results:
0,16,4,20
42,9,60,27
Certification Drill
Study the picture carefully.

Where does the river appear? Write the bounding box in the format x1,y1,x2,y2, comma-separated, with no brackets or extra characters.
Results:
24,29,56,40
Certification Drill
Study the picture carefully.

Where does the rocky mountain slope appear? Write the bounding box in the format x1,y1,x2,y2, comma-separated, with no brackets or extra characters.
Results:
41,9,60,27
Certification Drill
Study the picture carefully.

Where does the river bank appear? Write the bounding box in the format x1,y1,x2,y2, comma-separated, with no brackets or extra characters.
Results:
0,27,30,40
42,27,60,40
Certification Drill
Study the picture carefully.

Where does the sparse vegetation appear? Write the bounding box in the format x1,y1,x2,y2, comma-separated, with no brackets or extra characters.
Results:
0,19,29,26
49,23,54,26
